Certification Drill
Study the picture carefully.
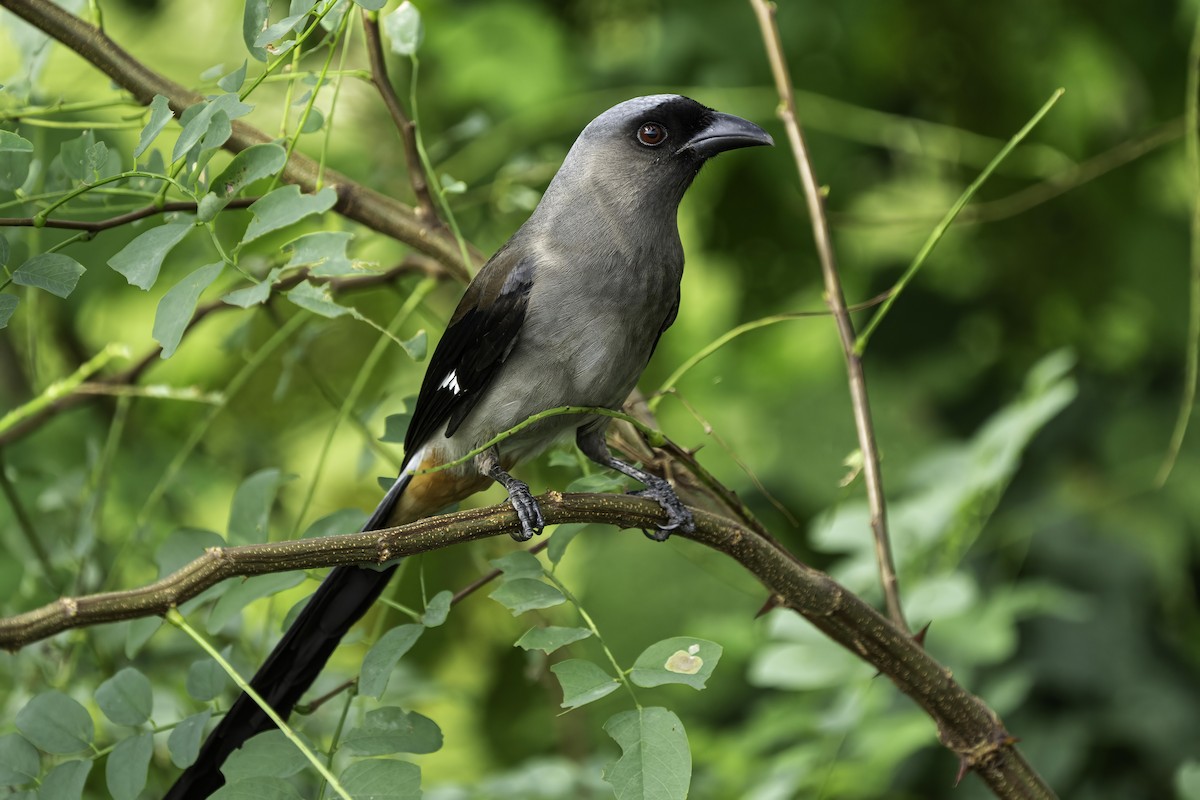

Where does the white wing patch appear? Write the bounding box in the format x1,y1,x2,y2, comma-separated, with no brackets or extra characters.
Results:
438,370,462,394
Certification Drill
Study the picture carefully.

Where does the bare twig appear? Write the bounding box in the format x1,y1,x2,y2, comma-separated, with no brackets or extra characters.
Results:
0,492,1054,799
360,10,438,222
0,0,471,281
749,0,905,629
451,539,550,606
0,198,256,232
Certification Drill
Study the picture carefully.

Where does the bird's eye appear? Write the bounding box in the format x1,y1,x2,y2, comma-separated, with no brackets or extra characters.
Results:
636,122,668,147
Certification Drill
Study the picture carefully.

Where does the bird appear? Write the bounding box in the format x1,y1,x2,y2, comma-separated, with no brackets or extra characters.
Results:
166,94,772,798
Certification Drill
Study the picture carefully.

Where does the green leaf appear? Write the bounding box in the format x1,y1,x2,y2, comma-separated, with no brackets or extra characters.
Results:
11,253,85,298
1177,760,1200,800
630,637,722,690
254,12,306,47
489,578,565,615
565,470,628,493
299,106,324,133
200,144,287,221
38,759,91,800
603,707,691,800
242,0,270,61
353,0,387,10
421,589,452,627
167,710,212,768
85,140,109,177
154,262,224,358
550,659,620,708
515,625,592,654
0,130,35,191
339,758,421,799
0,734,39,786
286,231,355,276
0,294,17,329
341,707,443,756
360,624,424,698
107,219,194,290
221,730,310,781
187,655,229,701
208,572,305,634
440,173,466,194
547,523,587,565
379,407,412,444
211,776,303,799
174,94,253,162
59,130,96,181
15,691,94,753
135,95,175,158
286,279,350,318
222,268,281,308
384,1,423,55
401,329,427,361
242,185,337,245
0,233,8,266
228,467,291,543
125,616,163,657
218,60,249,92
489,550,545,581
96,667,153,726
105,732,153,800
301,507,368,538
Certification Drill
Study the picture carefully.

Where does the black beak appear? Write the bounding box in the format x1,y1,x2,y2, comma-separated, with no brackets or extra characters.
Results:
682,111,774,158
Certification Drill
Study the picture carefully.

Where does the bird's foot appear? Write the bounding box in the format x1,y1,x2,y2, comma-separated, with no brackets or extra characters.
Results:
504,479,545,541
629,475,694,541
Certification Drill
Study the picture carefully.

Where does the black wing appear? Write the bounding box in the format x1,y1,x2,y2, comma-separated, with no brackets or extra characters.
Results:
402,246,535,457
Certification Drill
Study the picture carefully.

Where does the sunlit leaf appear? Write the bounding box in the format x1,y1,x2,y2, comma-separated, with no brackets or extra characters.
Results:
285,231,355,276
218,60,249,92
286,279,350,318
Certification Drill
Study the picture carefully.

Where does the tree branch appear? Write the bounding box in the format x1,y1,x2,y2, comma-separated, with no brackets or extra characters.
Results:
0,492,1053,799
0,198,256,232
0,0,471,281
360,9,438,222
749,0,905,630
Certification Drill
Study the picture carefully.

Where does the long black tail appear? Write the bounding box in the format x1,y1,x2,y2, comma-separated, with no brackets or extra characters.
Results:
165,472,413,799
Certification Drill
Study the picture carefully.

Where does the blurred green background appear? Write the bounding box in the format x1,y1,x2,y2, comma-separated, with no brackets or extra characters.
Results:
2,0,1199,798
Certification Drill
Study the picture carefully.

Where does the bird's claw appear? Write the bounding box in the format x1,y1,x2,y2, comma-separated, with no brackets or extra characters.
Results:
630,475,694,541
505,479,545,541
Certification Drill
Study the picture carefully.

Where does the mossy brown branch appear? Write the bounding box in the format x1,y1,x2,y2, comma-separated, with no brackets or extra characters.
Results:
0,492,1053,798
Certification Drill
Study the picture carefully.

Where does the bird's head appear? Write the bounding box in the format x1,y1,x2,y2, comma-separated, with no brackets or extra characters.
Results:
539,94,773,226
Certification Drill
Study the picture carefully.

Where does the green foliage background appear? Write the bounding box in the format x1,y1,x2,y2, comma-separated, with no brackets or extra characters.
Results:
2,0,1199,798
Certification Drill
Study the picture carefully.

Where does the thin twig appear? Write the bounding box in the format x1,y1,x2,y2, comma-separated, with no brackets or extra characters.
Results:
749,0,905,629
0,492,1054,799
1157,14,1200,486
0,197,256,232
360,10,438,222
